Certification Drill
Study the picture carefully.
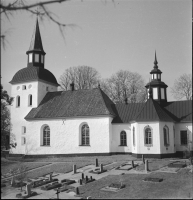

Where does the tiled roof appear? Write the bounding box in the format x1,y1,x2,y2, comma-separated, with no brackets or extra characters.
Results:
25,88,115,120
9,66,59,86
132,98,175,122
111,103,144,123
164,100,192,122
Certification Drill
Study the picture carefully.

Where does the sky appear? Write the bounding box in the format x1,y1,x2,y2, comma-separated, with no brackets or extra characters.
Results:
1,0,192,101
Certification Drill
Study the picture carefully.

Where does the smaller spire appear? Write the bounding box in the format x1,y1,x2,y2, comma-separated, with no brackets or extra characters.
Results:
153,51,158,69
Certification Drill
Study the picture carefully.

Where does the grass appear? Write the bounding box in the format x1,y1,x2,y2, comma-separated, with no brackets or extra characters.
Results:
135,159,178,171
75,169,193,199
1,162,52,175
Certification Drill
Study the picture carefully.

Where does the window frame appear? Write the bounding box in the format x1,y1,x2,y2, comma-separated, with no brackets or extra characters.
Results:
43,126,50,146
28,94,32,106
144,126,153,147
81,124,90,146
120,131,127,146
21,137,26,145
163,125,169,146
34,53,39,63
133,127,135,146
180,130,188,146
16,95,20,107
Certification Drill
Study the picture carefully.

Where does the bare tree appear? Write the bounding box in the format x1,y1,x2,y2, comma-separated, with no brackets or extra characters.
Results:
59,66,101,90
0,0,75,49
101,70,147,103
171,74,192,100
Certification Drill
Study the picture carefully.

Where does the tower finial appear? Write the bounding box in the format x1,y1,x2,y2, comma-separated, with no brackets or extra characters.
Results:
154,50,158,69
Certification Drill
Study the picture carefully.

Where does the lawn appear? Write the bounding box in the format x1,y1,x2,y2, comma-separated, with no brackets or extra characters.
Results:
1,161,52,175
75,169,193,199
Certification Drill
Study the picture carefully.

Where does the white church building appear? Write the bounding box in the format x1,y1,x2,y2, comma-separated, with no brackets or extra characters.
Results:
9,19,192,158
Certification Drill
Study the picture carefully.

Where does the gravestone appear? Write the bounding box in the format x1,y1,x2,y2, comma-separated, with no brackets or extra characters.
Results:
142,155,145,163
81,173,84,179
145,160,149,172
73,165,76,174
132,160,134,168
11,176,15,186
76,187,79,195
100,164,103,173
49,173,52,181
95,158,99,167
26,184,31,196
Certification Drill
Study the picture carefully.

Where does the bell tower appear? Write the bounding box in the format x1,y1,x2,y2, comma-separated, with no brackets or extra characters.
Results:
145,52,168,104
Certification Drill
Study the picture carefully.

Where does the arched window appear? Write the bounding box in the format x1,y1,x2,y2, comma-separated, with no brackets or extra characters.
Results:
81,124,89,146
133,127,135,146
144,126,152,146
120,131,127,146
163,125,169,146
28,94,32,106
16,96,20,107
43,126,50,146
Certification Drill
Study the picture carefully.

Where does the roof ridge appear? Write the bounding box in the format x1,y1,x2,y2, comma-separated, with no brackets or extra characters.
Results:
97,88,115,116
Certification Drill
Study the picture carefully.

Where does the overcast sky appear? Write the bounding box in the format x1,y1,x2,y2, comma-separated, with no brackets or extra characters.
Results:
1,0,192,101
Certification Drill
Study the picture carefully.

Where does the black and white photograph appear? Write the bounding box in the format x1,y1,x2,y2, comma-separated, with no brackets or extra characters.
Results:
1,0,192,199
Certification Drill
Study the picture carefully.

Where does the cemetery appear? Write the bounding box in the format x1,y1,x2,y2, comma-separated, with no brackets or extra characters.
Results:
1,155,193,199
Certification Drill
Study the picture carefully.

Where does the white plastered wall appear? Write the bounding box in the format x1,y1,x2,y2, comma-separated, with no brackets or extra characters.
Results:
10,81,57,154
11,116,112,155
111,124,131,153
159,122,175,154
175,123,193,152
135,122,161,154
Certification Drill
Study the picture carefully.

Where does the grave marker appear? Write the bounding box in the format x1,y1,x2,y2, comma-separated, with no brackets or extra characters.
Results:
100,164,103,173
79,179,82,185
49,173,52,181
132,160,134,168
81,173,84,179
95,158,99,167
142,155,145,163
76,187,80,195
26,184,31,196
73,165,76,174
145,160,149,172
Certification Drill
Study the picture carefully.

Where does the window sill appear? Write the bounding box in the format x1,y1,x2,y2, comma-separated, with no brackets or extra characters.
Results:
79,145,90,147
119,145,127,147
40,145,51,147
144,144,153,147
181,144,188,146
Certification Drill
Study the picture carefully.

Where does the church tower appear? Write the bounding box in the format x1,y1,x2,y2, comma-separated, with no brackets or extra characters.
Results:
145,52,168,104
9,18,59,153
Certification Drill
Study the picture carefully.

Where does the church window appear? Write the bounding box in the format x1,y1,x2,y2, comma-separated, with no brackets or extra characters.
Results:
21,137,26,145
22,85,26,90
22,126,26,134
154,74,157,79
28,84,32,89
81,124,89,146
28,94,32,106
158,74,161,79
35,54,39,62
41,55,44,64
153,88,158,99
163,125,169,146
133,127,135,146
144,126,152,146
180,130,187,145
161,88,165,99
120,131,127,146
29,53,32,63
17,86,20,90
43,126,50,146
16,96,20,107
